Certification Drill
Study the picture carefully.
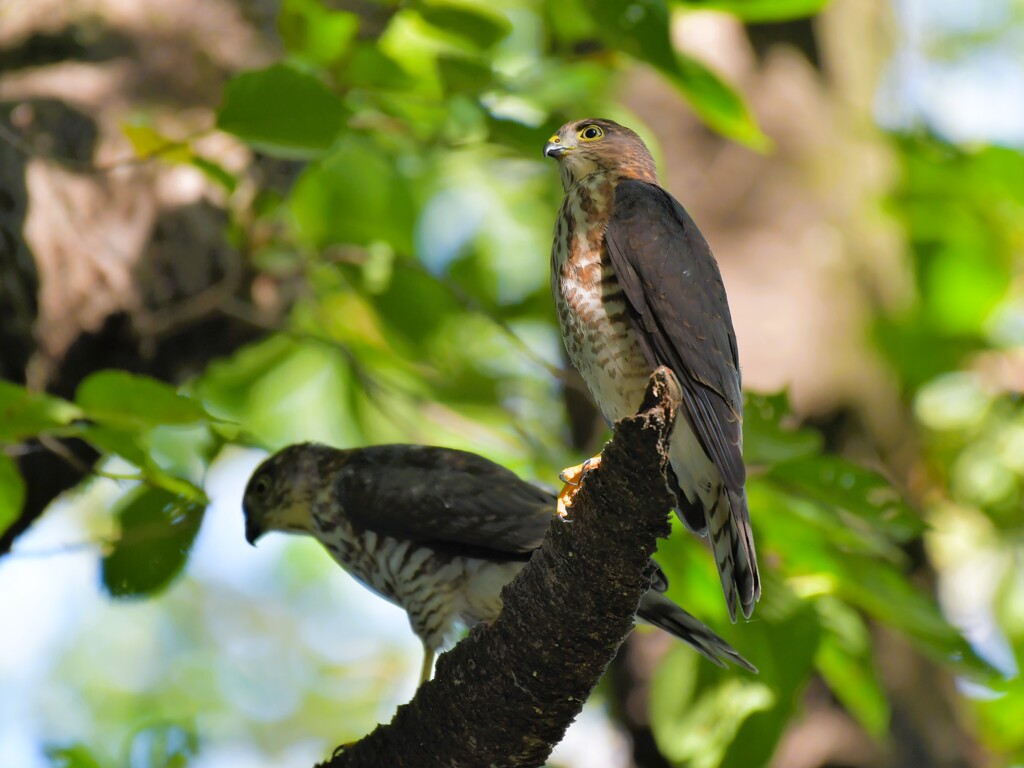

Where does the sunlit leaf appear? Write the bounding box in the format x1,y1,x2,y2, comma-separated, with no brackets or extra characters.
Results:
651,652,774,768
45,744,104,768
0,453,26,538
651,600,821,768
0,381,83,442
121,121,192,162
279,0,359,67
76,371,207,429
678,0,828,21
217,63,347,156
290,134,416,253
923,244,1010,334
972,672,1024,754
102,487,205,598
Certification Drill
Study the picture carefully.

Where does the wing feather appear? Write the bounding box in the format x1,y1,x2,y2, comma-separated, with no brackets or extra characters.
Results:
334,445,554,560
604,180,745,491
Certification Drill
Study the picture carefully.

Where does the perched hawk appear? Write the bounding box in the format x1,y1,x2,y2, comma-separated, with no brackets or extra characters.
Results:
544,118,760,621
243,442,755,683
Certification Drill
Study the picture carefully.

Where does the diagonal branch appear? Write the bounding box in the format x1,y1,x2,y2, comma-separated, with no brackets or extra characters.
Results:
323,367,683,768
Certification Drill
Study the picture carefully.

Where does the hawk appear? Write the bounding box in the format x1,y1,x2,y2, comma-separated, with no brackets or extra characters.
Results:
544,118,760,621
243,442,755,684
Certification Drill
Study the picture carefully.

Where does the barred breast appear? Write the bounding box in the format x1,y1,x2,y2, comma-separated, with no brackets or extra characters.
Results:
311,505,523,651
551,173,652,422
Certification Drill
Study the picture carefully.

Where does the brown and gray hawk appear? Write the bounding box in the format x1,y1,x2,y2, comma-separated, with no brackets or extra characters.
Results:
243,442,755,684
544,118,760,621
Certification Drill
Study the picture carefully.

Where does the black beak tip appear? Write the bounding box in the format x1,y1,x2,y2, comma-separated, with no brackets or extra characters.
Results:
244,517,262,546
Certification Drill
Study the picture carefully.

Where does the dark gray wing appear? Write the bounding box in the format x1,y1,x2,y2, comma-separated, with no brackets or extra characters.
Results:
604,180,745,491
334,445,555,560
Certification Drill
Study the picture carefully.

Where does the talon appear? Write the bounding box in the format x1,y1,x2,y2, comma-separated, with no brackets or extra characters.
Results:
556,484,577,518
556,456,602,518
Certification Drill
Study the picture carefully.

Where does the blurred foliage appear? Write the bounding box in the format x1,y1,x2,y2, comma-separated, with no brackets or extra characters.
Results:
1,0,1022,767
876,134,1024,761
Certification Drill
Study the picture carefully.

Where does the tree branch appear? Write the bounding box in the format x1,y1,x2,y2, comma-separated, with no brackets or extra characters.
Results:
323,367,683,768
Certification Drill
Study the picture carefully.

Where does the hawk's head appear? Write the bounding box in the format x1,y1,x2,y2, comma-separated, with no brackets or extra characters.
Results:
242,442,340,544
544,118,658,191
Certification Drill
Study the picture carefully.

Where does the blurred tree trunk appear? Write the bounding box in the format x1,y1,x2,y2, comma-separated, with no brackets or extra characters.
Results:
0,13,270,554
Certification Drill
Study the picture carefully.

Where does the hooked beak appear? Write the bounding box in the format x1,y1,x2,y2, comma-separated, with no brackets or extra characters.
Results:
244,515,264,546
544,140,568,159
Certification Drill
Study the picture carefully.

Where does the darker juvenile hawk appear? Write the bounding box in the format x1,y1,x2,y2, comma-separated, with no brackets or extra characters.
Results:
243,442,755,684
544,118,760,621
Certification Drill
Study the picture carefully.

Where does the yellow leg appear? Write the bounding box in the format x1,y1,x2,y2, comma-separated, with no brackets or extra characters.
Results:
419,642,435,685
556,455,602,518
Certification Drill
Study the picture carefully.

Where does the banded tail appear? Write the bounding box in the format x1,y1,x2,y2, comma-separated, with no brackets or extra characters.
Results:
703,486,760,622
637,591,756,672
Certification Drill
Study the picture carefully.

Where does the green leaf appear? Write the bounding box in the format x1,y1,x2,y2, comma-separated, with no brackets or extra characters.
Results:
678,0,829,22
289,133,416,252
45,744,104,768
417,3,512,49
815,599,890,737
584,0,767,148
834,554,997,680
718,603,821,768
102,487,205,598
76,371,207,430
217,63,347,156
650,600,822,768
342,43,418,90
81,425,150,467
743,390,823,465
673,51,769,149
768,454,925,542
188,156,237,192
972,672,1024,754
817,634,890,737
651,653,774,768
437,54,493,95
278,0,360,67
923,243,1010,334
0,453,26,538
0,380,83,442
127,723,198,768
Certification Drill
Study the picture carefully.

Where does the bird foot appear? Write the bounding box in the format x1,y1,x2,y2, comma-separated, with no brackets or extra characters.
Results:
556,456,602,518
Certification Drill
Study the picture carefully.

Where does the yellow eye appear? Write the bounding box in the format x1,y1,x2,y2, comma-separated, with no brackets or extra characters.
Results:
578,125,603,141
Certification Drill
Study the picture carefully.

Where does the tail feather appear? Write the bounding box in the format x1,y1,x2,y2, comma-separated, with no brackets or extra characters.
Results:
703,485,759,622
668,441,760,621
637,591,757,673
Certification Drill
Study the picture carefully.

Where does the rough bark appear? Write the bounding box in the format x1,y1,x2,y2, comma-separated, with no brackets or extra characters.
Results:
323,368,682,768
